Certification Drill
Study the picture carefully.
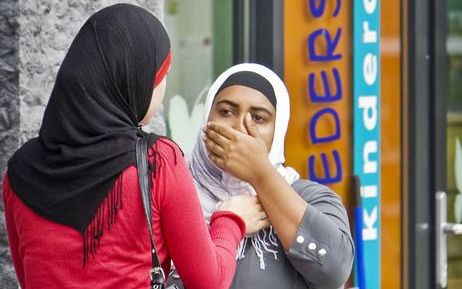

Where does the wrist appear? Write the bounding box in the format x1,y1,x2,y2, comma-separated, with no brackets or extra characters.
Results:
211,211,246,239
249,159,274,187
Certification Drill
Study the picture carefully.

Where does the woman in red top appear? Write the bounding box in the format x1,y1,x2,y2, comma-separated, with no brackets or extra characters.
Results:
2,4,268,289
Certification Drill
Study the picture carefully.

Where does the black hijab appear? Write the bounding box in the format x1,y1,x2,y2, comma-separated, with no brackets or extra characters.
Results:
215,71,277,108
7,4,171,261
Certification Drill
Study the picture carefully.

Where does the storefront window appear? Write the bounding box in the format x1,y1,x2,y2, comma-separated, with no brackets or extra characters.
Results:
447,1,462,288
163,0,233,155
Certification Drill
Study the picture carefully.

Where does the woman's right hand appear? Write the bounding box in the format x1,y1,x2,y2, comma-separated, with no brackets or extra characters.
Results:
219,195,270,235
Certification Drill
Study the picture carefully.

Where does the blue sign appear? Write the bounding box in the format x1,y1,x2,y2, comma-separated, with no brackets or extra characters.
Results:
354,0,381,288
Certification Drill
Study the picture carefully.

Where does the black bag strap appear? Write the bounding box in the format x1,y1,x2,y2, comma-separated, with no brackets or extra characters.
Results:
136,136,165,289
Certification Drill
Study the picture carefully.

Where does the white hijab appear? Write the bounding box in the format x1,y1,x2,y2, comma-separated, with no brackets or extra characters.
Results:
189,63,300,269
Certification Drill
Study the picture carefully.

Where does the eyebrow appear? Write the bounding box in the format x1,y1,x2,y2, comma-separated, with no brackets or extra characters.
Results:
250,106,273,116
216,99,239,108
215,99,274,116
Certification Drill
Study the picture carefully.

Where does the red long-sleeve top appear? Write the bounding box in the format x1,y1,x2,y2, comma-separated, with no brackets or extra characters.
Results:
3,138,245,289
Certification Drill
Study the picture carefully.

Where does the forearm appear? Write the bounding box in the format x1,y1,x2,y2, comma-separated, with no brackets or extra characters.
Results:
287,205,354,288
251,165,308,250
157,141,245,289
165,209,245,289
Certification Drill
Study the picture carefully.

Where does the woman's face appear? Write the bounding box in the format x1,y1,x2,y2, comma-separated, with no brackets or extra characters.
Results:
208,85,276,150
140,75,167,125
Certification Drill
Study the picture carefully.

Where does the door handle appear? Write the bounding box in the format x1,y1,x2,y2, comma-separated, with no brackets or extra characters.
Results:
444,223,462,235
436,191,462,289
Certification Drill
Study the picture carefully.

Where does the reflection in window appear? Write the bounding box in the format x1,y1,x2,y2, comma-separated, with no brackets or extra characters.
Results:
164,0,233,155
447,1,462,288
448,1,462,110
455,138,462,224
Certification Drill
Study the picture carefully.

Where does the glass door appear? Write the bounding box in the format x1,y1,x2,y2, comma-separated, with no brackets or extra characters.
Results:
434,1,462,288
445,1,462,288
405,1,462,288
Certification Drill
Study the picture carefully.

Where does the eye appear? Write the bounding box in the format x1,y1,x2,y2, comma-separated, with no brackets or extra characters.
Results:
252,114,265,123
219,108,234,117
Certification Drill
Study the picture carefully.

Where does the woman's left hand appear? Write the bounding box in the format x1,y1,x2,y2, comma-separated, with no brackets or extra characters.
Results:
203,113,273,185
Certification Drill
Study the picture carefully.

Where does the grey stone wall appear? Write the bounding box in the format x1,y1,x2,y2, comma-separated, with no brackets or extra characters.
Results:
19,0,166,143
0,0,19,287
0,1,165,288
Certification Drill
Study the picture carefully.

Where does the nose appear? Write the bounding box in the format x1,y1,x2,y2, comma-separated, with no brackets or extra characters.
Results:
232,115,248,134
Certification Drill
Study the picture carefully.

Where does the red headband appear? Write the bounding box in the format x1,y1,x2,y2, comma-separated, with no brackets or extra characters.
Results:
154,51,172,88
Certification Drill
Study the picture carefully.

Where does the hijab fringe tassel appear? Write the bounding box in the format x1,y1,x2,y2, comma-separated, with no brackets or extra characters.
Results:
81,137,178,267
236,227,279,270
82,175,124,267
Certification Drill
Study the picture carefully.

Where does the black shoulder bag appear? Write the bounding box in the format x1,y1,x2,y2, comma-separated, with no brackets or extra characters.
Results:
136,137,166,289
